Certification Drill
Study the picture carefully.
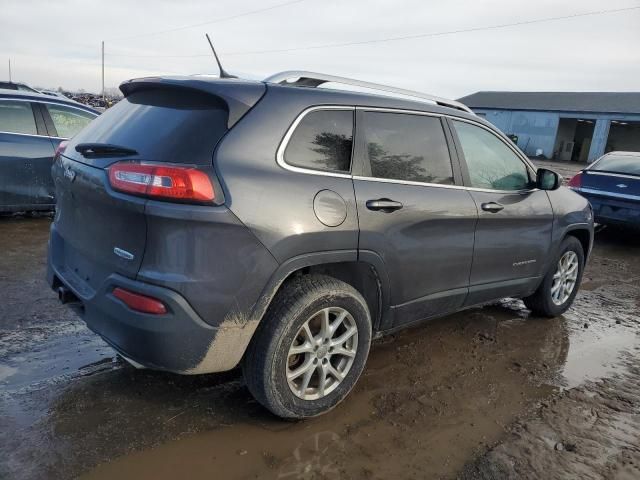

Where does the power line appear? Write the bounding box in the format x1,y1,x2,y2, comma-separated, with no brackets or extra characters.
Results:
226,4,640,56
104,5,640,59
106,0,308,42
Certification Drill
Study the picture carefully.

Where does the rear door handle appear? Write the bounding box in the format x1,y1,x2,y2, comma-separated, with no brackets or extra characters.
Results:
366,199,403,212
481,202,504,213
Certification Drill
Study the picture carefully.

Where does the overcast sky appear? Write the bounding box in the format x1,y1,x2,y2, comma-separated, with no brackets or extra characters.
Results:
1,0,639,97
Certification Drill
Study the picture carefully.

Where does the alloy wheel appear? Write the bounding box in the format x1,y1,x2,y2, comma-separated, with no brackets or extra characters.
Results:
286,307,358,400
551,251,579,306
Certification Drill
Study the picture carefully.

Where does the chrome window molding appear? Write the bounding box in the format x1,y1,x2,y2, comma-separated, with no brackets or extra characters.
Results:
353,175,538,195
0,130,66,140
276,105,355,179
277,104,539,195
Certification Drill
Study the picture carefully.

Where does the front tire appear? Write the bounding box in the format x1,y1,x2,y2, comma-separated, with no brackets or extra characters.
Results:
243,274,372,419
523,236,585,317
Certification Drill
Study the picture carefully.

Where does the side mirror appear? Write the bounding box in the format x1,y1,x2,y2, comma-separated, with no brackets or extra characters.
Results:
536,168,562,190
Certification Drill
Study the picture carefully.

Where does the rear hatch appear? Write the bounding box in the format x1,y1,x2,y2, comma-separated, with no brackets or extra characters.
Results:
52,80,265,295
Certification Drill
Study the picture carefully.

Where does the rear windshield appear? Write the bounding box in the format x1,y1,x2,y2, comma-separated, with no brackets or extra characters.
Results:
69,88,229,164
591,154,640,176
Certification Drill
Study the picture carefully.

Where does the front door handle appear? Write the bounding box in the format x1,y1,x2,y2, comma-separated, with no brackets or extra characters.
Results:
481,202,504,213
366,199,403,212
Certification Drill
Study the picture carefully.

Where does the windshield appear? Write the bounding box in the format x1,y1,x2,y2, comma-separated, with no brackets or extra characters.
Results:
591,154,640,175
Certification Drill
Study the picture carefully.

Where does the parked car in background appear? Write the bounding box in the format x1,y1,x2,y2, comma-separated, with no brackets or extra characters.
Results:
0,81,41,93
0,89,98,212
569,151,640,229
39,90,72,100
48,72,593,419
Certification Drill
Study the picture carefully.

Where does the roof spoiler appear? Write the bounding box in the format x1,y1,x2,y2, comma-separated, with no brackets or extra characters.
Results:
264,71,474,114
119,77,266,128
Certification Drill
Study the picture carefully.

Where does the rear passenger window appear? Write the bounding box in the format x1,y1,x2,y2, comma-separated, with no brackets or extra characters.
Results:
0,100,37,135
284,110,353,173
360,112,454,184
45,104,95,138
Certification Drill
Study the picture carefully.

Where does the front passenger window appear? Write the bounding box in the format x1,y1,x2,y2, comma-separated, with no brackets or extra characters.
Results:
453,121,530,191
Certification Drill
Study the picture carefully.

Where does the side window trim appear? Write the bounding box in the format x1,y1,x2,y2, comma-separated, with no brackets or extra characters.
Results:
440,116,464,186
38,102,59,137
446,116,538,193
277,105,355,179
30,103,49,136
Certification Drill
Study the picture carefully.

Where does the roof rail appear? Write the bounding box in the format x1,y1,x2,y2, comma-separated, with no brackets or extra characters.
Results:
263,70,474,114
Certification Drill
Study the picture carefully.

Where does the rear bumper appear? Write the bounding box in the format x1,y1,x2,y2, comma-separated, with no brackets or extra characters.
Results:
579,192,640,227
47,230,258,374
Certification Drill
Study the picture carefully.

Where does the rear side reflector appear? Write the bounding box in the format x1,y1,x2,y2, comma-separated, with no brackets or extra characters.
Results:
108,162,215,202
567,173,583,188
54,140,68,159
112,287,167,315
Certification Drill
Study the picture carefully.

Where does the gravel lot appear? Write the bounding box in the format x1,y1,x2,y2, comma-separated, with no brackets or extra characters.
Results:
1,208,638,480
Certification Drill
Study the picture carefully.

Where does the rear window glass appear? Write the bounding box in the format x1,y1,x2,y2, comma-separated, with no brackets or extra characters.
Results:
591,154,640,175
284,110,353,173
69,89,229,164
0,100,37,135
360,111,454,184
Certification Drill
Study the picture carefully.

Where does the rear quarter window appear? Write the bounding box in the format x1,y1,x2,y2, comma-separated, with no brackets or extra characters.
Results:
68,89,229,165
284,109,354,173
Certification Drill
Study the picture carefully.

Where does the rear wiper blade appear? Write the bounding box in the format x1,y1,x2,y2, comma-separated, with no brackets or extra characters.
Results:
75,143,138,158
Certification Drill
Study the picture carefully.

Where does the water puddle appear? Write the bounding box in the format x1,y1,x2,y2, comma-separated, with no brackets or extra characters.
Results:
557,288,640,388
0,321,116,394
561,328,639,388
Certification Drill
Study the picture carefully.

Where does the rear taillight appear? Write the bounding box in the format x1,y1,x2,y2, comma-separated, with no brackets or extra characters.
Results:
112,287,167,315
108,162,215,202
567,172,583,189
54,140,68,159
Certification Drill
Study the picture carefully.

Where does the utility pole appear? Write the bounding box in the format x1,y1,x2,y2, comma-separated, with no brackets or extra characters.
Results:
8,58,12,82
101,41,105,101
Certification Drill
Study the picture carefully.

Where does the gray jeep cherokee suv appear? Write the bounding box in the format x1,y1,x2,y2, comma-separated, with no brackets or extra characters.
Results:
48,71,593,418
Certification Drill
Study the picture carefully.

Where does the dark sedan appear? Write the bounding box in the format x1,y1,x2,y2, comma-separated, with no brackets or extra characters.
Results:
569,151,640,228
0,89,98,212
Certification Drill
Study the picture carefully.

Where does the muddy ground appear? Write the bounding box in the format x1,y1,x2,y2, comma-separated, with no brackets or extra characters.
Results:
1,214,639,480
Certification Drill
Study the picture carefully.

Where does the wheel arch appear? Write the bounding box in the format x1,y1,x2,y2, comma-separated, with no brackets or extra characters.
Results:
563,225,593,260
249,250,390,333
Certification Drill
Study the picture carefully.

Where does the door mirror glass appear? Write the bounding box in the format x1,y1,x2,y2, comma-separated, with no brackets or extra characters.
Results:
536,168,561,190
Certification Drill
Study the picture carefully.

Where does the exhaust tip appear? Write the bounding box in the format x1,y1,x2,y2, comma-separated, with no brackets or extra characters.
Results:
57,286,79,304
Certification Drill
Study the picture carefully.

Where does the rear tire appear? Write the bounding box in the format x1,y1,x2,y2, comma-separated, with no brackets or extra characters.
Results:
523,236,585,317
243,274,372,419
